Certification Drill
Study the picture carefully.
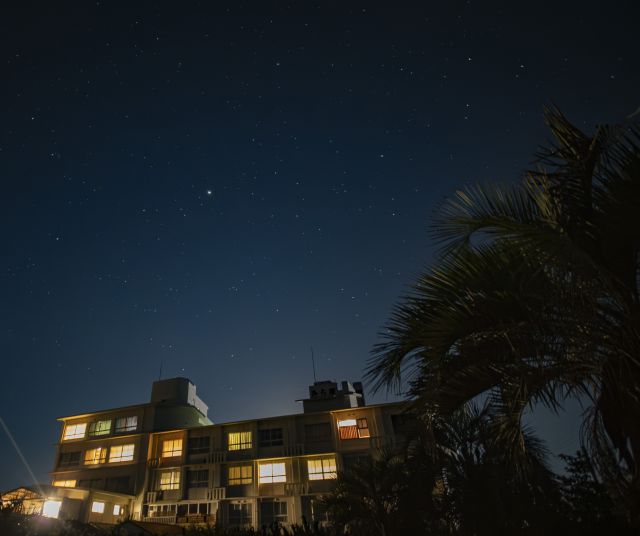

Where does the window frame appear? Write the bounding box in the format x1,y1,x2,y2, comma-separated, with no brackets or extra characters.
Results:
229,502,252,526
84,447,107,465
258,428,284,447
307,456,337,480
187,436,210,454
228,464,253,485
63,423,87,441
58,451,81,467
161,438,183,458
228,431,252,451
186,469,209,489
115,416,138,433
88,419,112,437
258,462,286,484
109,444,135,463
52,479,77,488
159,470,181,490
91,501,105,514
260,500,287,524
305,422,331,442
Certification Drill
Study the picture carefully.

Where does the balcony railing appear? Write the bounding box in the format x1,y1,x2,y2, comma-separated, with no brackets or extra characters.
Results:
176,514,215,524
209,451,227,463
207,487,226,500
283,444,304,456
143,515,176,524
284,482,308,495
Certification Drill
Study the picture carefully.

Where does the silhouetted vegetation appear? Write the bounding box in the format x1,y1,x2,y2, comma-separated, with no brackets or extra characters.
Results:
367,107,640,529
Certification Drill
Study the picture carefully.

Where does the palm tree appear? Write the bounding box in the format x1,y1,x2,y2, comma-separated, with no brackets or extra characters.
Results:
367,108,640,519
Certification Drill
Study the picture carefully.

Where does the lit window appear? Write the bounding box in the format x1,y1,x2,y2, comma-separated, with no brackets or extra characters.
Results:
52,480,77,488
42,500,62,518
115,416,138,433
162,439,183,457
159,470,180,490
109,444,135,462
63,423,87,441
228,431,252,451
307,457,337,480
84,447,106,465
88,420,112,437
258,462,286,483
113,505,122,516
228,465,253,485
337,417,370,439
91,501,105,514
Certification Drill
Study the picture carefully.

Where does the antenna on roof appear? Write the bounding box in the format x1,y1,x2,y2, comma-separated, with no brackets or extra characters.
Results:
310,346,318,382
158,360,163,381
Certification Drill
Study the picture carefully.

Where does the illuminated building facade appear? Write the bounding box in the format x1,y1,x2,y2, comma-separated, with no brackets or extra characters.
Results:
17,377,408,528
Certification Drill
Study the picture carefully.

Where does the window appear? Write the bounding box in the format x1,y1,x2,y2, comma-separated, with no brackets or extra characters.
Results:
88,420,112,437
58,451,81,467
77,478,103,489
91,501,105,514
228,465,253,485
162,439,183,457
229,502,252,526
228,431,252,451
260,500,287,524
258,462,286,483
305,422,331,442
84,447,106,465
337,417,370,440
63,423,86,440
357,418,370,438
106,476,130,493
188,436,210,454
113,505,122,516
258,428,283,447
159,470,180,490
186,469,209,488
42,500,62,519
342,453,371,472
115,416,138,433
52,479,76,488
109,444,135,462
307,457,337,480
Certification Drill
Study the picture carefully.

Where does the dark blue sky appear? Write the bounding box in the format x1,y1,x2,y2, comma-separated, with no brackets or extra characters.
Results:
1,2,638,490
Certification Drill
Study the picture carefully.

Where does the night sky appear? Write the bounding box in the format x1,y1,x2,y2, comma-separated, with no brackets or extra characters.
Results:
2,2,639,491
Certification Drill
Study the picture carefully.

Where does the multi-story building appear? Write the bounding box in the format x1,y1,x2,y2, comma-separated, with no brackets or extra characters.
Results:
19,377,408,528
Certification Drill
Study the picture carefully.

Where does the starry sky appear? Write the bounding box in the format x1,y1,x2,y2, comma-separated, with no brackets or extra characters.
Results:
1,2,639,491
